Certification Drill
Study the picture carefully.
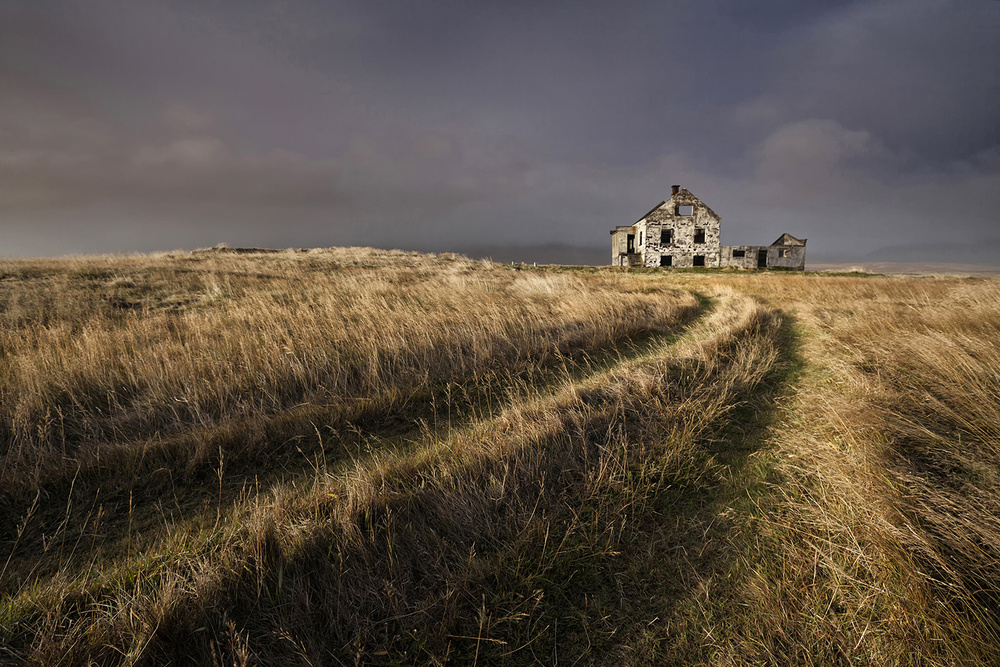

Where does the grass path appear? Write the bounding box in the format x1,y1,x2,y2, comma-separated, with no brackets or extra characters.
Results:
9,267,996,665
676,274,999,665
2,287,796,664
0,284,704,650
3,304,705,596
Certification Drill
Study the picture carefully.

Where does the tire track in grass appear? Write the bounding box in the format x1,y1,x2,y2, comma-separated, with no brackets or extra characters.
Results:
2,290,798,665
0,288,708,642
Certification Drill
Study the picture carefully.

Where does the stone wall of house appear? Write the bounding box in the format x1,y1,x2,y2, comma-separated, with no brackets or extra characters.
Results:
720,245,807,269
636,189,721,268
720,245,762,269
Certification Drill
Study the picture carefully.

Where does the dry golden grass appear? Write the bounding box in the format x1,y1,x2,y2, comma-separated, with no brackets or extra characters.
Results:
1,248,703,662
0,248,692,495
1,253,998,665
665,272,1000,664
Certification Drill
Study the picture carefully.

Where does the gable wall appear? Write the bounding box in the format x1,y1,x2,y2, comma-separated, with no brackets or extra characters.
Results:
637,191,721,268
768,244,806,269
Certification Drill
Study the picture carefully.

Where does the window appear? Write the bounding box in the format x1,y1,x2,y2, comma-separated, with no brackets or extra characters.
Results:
693,255,706,267
676,205,693,216
694,228,706,244
639,231,644,246
660,255,672,267
660,229,673,244
732,249,745,258
778,249,786,258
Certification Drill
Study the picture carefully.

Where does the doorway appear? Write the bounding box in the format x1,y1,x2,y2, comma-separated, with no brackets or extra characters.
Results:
757,249,768,268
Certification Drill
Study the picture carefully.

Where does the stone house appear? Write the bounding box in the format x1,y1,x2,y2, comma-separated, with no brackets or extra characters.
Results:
610,185,806,270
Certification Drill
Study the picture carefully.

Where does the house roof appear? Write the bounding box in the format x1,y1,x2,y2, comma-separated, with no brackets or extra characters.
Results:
635,188,720,223
772,233,807,246
635,201,666,224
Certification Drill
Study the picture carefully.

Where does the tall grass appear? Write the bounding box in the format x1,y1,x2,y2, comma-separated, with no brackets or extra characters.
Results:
6,287,785,664
826,278,1000,634
2,253,999,665
1,248,707,663
0,248,695,496
681,273,1000,663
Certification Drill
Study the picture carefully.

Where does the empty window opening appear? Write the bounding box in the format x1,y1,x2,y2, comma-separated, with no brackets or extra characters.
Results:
694,228,706,244
693,255,706,267
660,229,673,244
675,205,693,216
639,231,644,246
626,234,635,253
732,249,746,258
778,249,786,257
660,255,672,267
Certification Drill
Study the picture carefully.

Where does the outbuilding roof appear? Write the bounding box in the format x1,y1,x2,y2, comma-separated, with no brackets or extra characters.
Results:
772,233,807,246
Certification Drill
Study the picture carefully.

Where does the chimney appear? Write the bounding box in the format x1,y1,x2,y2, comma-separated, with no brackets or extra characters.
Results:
671,185,680,196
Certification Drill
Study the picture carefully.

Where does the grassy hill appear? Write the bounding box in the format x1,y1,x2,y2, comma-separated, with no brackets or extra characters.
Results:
1,248,997,665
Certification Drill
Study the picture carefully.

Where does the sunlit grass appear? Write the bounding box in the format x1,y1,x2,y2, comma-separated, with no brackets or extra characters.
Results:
1,250,998,664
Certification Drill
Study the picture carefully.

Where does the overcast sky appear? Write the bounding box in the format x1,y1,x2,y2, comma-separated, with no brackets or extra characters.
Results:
1,0,998,260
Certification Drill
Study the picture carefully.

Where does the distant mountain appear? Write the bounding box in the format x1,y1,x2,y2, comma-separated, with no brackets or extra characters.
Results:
861,241,1000,266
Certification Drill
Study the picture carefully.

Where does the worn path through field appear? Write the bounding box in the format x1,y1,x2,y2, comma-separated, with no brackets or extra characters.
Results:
188,288,795,664
3,283,818,664
700,276,998,665
1,289,712,600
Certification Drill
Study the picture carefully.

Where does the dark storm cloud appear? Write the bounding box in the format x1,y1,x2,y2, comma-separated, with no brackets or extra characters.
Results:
0,0,997,259
747,1,1000,161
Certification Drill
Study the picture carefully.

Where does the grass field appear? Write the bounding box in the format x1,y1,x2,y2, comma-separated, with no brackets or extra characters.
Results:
1,247,998,665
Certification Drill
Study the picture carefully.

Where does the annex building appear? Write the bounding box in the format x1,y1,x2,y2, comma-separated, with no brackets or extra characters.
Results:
610,185,806,270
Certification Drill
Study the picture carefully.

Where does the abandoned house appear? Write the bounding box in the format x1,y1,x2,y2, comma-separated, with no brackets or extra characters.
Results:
610,185,806,270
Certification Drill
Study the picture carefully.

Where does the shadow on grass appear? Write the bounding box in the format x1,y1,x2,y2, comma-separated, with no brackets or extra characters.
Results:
122,302,805,666
453,309,804,665
0,303,707,600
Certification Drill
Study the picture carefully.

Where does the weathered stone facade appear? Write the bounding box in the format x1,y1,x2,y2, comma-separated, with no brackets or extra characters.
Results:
610,186,806,270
